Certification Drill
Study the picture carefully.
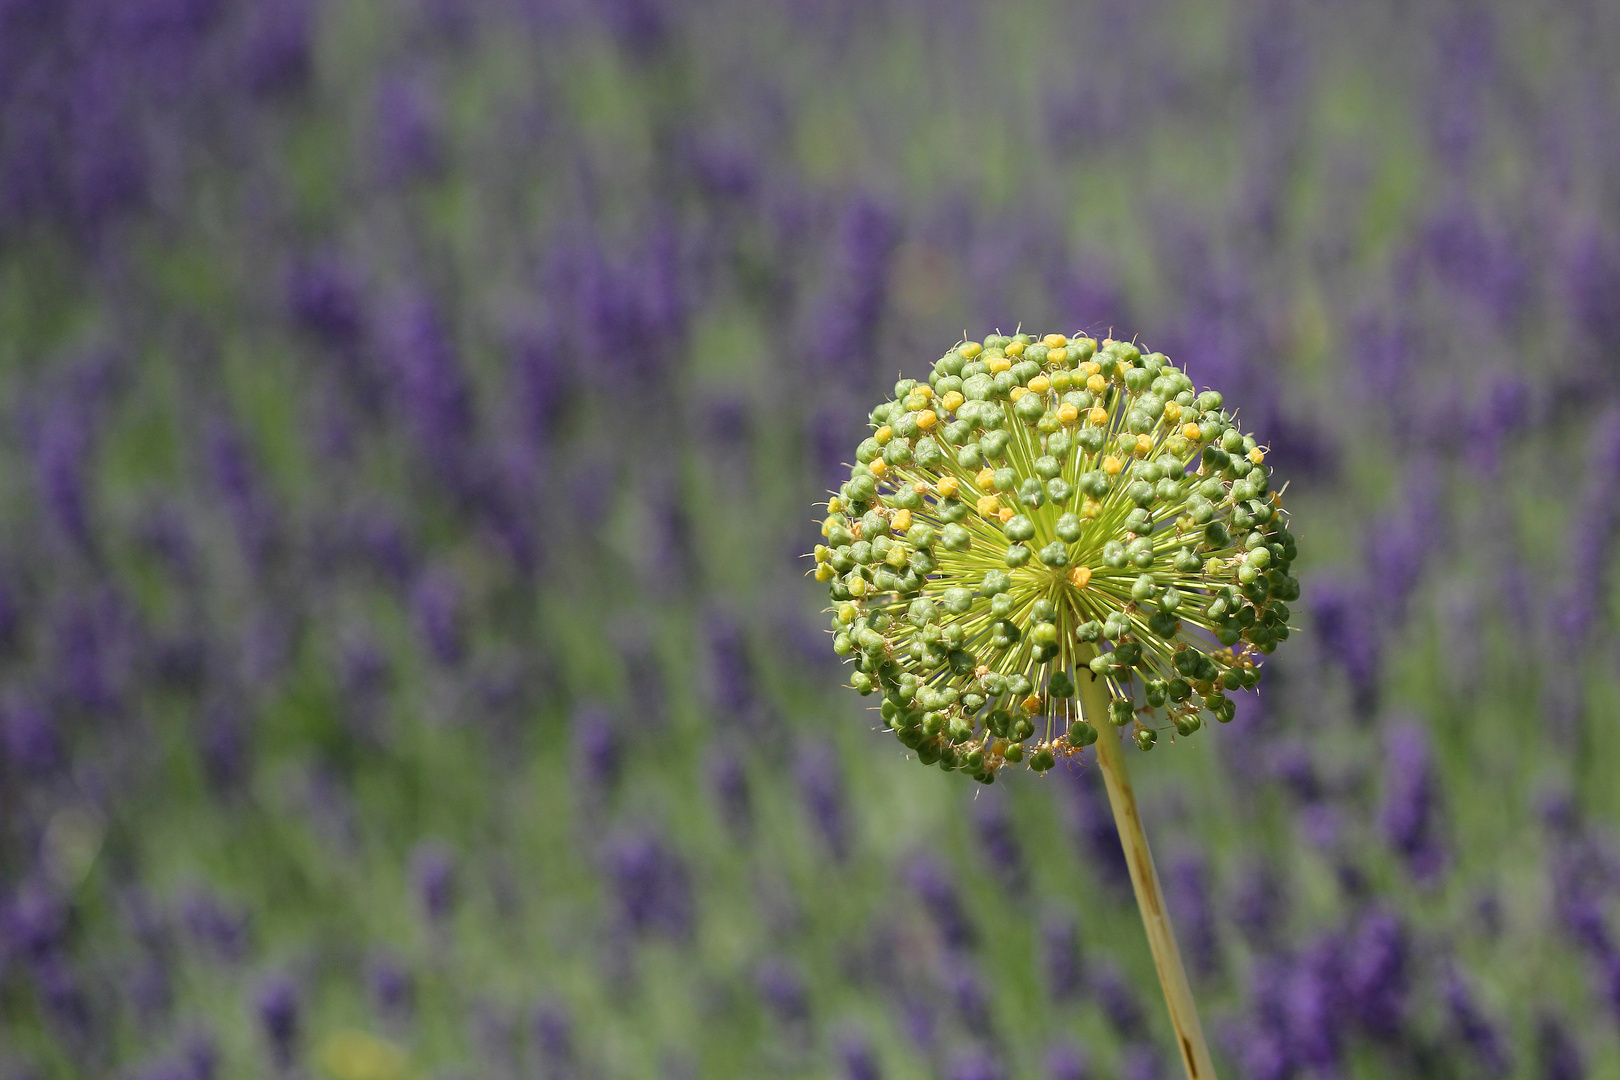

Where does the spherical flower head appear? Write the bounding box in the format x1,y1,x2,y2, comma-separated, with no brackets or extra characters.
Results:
810,332,1300,782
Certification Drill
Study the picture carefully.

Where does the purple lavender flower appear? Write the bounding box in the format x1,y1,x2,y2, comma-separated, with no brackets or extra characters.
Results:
1042,1042,1092,1080
1040,912,1084,1002
286,249,366,352
1117,1045,1166,1080
1566,229,1620,358
835,1029,882,1080
367,952,415,1026
943,957,995,1040
533,996,576,1074
1443,965,1511,1077
756,956,810,1027
705,610,756,726
381,290,475,472
196,701,251,797
604,829,693,942
1164,852,1221,980
411,566,467,667
1344,909,1408,1037
795,740,851,863
3,698,62,777
1379,722,1447,884
409,841,458,925
708,749,752,838
572,705,622,795
1537,1015,1584,1080
373,74,444,186
969,788,1028,896
3,881,70,965
808,195,901,396
179,890,251,964
1059,763,1130,894
944,1048,1003,1080
27,388,97,557
616,634,667,732
239,0,312,97
207,416,279,574
1091,962,1147,1041
904,855,975,952
254,973,300,1070
1230,860,1288,949
1309,577,1381,717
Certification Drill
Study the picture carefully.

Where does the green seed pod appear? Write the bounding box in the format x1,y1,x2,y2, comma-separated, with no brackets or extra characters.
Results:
1067,719,1097,747
1109,699,1133,726
1135,728,1157,751
1030,746,1056,771
1005,515,1036,542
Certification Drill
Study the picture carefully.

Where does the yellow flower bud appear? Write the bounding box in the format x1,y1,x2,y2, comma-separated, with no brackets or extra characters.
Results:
941,391,964,413
1135,435,1153,456
869,458,888,478
1087,374,1107,395
916,409,938,430
1088,407,1109,426
847,575,867,596
1028,374,1050,394
935,476,959,499
1163,402,1182,423
987,355,1012,374
1102,456,1122,475
975,468,997,491
815,564,835,582
1005,340,1026,356
1009,386,1027,402
976,494,1000,517
1022,692,1044,713
1182,422,1202,441
1249,448,1265,464
874,425,893,445
1069,565,1092,589
1079,361,1100,377
891,509,912,533
998,506,1015,524
1057,403,1079,423
960,341,982,359
1042,334,1068,348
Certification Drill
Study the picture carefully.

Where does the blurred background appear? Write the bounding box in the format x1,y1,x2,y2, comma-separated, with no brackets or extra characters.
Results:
1,0,1619,1077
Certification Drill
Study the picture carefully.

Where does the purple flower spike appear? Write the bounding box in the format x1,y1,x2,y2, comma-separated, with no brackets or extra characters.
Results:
254,974,300,1070
795,740,851,863
904,855,975,952
1042,1041,1092,1080
1040,911,1085,1002
604,829,693,942
572,705,622,795
411,566,467,667
1443,966,1511,1077
970,788,1029,896
835,1029,882,1080
1378,722,1448,884
409,841,458,925
755,956,810,1026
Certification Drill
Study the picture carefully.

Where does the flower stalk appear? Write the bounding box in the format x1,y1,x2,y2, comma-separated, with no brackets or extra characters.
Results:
1079,644,1217,1080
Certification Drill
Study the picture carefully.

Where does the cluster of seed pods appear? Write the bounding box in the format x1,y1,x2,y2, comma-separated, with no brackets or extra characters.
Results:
813,333,1299,782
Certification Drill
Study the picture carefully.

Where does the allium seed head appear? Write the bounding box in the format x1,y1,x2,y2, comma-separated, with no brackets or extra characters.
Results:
811,332,1300,782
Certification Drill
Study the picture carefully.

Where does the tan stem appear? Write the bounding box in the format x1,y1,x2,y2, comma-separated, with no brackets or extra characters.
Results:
1077,660,1218,1080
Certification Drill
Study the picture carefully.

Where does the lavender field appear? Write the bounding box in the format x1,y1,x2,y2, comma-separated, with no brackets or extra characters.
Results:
2,1,1619,1077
